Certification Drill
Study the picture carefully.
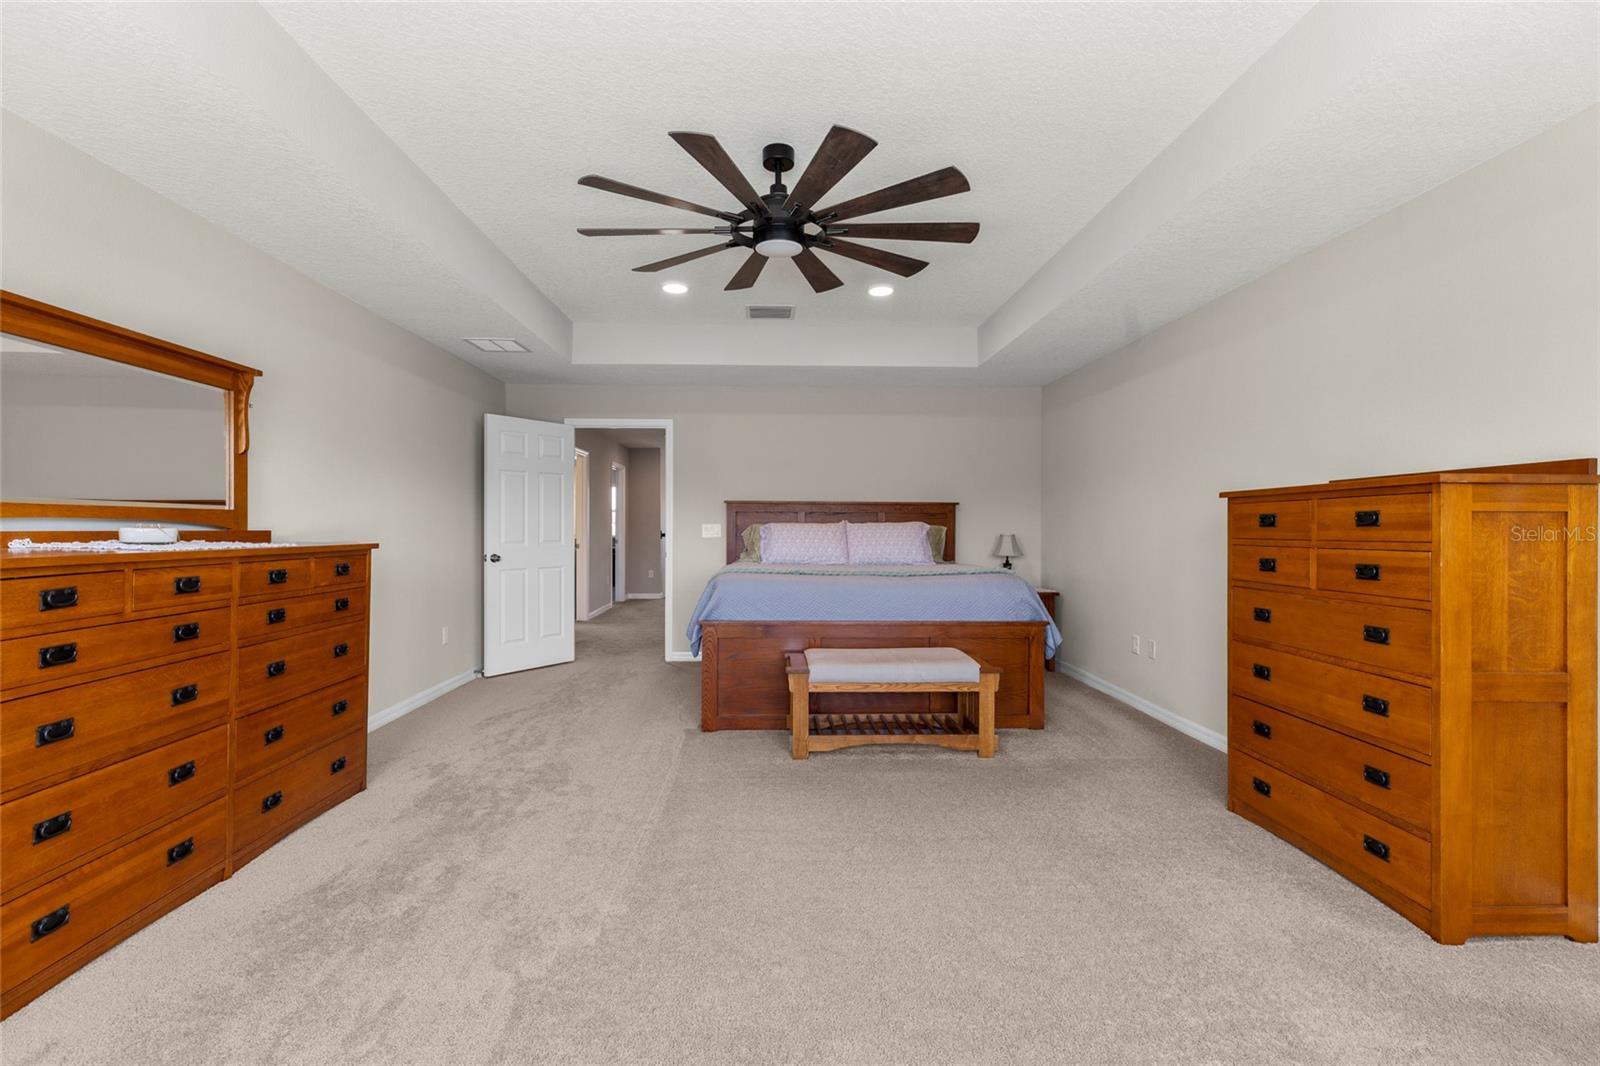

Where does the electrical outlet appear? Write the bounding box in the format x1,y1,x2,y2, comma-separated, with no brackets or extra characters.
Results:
1131,635,1141,656
441,625,449,646
647,569,655,578
701,523,721,538
1147,639,1158,661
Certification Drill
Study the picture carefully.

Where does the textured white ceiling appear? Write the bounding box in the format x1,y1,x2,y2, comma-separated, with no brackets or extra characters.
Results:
0,2,1593,386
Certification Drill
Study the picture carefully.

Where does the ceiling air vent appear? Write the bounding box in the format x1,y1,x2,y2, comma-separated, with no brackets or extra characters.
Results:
745,305,794,320
464,337,529,353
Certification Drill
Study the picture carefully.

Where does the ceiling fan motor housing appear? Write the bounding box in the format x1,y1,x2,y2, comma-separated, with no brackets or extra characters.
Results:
754,216,804,258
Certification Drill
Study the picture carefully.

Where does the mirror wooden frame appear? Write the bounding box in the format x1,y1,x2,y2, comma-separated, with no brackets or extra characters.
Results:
0,291,262,529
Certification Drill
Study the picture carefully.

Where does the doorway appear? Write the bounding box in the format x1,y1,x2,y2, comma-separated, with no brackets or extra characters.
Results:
574,448,589,622
565,418,674,662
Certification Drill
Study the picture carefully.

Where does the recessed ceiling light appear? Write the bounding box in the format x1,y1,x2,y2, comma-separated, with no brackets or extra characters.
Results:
661,282,688,295
868,284,895,298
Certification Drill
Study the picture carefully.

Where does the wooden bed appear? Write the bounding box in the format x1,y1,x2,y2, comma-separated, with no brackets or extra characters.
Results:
698,501,1047,732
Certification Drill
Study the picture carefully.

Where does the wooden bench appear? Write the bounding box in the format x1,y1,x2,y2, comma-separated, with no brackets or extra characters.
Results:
784,648,999,759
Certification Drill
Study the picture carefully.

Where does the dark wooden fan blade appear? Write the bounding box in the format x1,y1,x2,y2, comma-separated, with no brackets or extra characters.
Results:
724,252,768,290
814,166,971,222
818,239,927,278
578,228,722,236
668,132,764,212
578,175,737,221
632,243,734,273
825,222,979,243
792,249,844,292
783,125,878,213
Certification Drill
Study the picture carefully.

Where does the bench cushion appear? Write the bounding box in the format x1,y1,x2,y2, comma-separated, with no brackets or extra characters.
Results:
803,647,980,684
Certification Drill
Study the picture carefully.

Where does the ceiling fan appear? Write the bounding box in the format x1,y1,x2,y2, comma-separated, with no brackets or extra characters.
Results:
576,125,978,292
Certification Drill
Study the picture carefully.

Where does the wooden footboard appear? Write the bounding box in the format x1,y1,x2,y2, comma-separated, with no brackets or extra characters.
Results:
699,621,1046,731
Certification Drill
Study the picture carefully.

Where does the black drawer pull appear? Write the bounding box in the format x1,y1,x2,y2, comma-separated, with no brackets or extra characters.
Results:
263,725,285,745
334,597,350,612
1251,720,1272,739
173,575,202,595
1363,835,1390,861
1362,625,1390,645
330,756,348,774
172,622,201,642
1252,607,1271,623
334,562,352,577
35,717,76,747
168,760,197,786
331,699,349,716
267,607,287,625
171,683,199,706
39,586,78,611
39,642,78,669
261,791,284,813
1257,513,1277,528
1353,563,1381,581
266,660,287,678
32,811,72,844
1252,777,1271,798
1257,557,1277,573
30,905,70,942
1252,663,1271,681
268,568,289,585
166,837,195,866
1354,510,1381,527
1363,765,1391,789
1362,694,1390,717
333,643,350,658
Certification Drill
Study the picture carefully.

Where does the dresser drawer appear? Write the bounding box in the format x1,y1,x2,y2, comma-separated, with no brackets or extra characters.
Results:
0,799,225,996
0,571,125,634
1,725,227,895
1,653,230,799
1230,696,1432,832
1230,588,1432,677
234,679,368,784
129,563,233,612
314,553,367,587
1230,749,1431,908
232,731,366,853
236,587,368,644
1314,549,1431,602
1228,499,1311,542
0,607,231,697
238,558,314,601
1228,641,1432,758
1229,546,1310,588
1315,493,1432,543
236,621,366,713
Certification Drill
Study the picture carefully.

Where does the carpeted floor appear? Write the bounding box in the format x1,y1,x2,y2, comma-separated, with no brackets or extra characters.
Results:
2,599,1595,1065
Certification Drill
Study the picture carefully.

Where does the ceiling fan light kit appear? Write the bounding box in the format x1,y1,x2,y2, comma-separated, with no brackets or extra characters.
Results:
576,125,979,293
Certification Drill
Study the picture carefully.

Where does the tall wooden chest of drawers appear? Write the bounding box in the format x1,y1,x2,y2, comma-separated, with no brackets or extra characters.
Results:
1222,460,1597,943
0,539,376,1015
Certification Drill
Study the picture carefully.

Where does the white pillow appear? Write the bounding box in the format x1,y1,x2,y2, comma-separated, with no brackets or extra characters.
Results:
759,522,849,565
844,521,935,565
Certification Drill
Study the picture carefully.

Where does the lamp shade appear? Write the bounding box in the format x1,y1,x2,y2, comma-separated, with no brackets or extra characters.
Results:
992,533,1023,559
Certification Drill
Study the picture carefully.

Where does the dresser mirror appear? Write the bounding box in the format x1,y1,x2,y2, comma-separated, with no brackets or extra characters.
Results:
0,292,260,528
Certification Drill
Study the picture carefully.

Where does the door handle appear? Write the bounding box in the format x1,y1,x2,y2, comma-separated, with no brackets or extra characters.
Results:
488,554,502,563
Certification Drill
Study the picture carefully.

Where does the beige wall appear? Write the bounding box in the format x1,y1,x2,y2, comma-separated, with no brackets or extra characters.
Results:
625,447,663,597
1,111,506,714
507,385,1044,656
1040,108,1600,742
573,428,626,614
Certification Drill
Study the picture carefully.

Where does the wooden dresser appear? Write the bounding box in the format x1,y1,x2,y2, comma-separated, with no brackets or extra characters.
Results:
1222,460,1596,943
0,538,376,1016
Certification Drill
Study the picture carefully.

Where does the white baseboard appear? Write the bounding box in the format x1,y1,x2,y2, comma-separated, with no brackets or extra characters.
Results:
628,592,664,600
665,650,700,663
1056,663,1226,752
584,602,614,621
369,669,479,733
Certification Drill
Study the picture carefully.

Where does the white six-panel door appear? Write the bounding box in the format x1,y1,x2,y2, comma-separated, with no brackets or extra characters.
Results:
483,414,575,676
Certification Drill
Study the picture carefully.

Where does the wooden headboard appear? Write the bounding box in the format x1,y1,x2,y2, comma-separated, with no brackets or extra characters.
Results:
724,501,959,564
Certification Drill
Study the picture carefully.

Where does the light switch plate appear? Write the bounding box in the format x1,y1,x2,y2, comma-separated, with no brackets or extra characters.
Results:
701,523,722,538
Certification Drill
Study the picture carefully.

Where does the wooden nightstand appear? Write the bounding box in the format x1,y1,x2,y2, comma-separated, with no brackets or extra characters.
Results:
1035,588,1059,672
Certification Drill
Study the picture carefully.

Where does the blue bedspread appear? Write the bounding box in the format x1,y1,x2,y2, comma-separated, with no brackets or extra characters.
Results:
686,562,1062,656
